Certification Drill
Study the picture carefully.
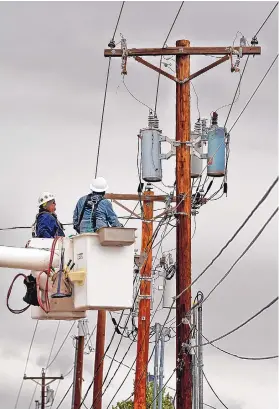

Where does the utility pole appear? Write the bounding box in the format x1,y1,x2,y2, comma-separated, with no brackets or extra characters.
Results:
93,310,106,409
158,328,166,409
152,323,161,409
72,320,85,409
134,185,154,409
24,368,63,409
175,39,192,409
104,40,260,409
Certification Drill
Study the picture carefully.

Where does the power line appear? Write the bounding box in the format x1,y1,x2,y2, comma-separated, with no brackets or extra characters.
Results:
94,1,125,178
46,322,76,370
202,207,278,303
176,176,278,301
224,56,250,128
253,2,278,38
14,320,39,409
46,321,61,369
154,1,184,112
197,296,278,348
202,332,278,360
203,370,229,409
228,54,278,132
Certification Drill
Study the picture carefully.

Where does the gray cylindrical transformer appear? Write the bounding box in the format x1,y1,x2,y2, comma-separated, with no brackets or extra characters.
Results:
163,272,176,309
140,128,162,182
191,131,202,178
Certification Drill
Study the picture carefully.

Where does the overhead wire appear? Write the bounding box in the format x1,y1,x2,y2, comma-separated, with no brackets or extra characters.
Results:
253,2,278,37
202,207,278,303
154,1,184,112
175,176,278,301
14,320,39,409
196,296,278,348
202,369,229,409
228,54,278,133
202,332,278,360
94,1,125,178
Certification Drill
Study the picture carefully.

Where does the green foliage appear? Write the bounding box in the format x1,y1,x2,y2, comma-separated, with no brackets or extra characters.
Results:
112,382,174,409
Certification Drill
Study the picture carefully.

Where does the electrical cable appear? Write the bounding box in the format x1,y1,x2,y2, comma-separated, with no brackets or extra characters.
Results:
253,2,278,37
202,369,229,409
176,177,278,301
202,207,278,304
154,1,184,112
94,1,125,178
46,322,76,369
196,296,278,348
46,321,61,369
202,333,278,360
14,320,39,409
228,54,278,133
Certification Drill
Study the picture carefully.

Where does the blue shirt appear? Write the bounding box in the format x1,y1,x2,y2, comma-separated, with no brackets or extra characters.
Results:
73,194,122,233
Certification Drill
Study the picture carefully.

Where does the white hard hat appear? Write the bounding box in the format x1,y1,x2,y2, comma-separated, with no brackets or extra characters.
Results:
38,192,55,206
90,177,109,192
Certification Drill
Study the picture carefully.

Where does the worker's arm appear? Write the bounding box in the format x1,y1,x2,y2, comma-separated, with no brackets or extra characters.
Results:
103,200,123,227
73,199,82,232
36,214,58,238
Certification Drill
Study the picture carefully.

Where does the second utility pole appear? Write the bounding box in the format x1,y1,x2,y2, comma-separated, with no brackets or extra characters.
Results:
175,39,192,409
93,311,106,409
72,320,85,409
134,186,154,409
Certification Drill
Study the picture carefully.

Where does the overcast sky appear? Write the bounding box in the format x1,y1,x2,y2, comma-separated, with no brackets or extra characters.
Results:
0,1,278,409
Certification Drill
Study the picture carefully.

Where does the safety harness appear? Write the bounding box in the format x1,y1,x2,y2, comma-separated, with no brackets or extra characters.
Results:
75,194,104,233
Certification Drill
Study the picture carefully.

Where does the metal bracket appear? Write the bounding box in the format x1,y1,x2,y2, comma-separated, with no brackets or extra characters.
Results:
138,295,152,300
160,134,207,160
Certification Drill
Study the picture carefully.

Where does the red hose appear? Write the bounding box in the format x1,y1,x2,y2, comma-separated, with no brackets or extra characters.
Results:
6,273,30,314
36,237,61,314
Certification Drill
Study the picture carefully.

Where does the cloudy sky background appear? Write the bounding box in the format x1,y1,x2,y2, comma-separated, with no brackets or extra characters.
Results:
0,1,278,409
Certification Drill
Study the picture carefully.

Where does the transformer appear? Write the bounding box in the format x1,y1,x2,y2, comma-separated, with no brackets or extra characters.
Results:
140,111,162,182
207,112,226,177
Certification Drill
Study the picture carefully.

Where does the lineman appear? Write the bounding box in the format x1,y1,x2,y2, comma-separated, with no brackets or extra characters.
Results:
73,177,122,234
32,192,65,238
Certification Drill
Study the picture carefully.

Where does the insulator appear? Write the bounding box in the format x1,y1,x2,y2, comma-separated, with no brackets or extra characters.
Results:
194,118,202,134
153,114,159,129
211,112,218,126
147,111,159,129
251,36,258,46
240,36,247,47
108,39,116,49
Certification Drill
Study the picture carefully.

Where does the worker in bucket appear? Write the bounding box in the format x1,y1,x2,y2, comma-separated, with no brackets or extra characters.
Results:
73,177,123,234
32,192,65,238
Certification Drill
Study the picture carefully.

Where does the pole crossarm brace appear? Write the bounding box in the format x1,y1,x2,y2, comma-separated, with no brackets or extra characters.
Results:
112,199,141,218
105,193,176,202
104,46,261,57
135,55,230,84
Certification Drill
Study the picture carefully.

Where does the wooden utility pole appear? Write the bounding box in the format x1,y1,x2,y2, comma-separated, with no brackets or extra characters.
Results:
72,320,85,409
24,369,63,409
134,186,154,409
175,39,192,409
104,40,261,409
93,310,106,409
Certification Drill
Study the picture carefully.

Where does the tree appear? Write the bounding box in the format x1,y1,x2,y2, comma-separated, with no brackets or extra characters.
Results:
112,382,174,409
